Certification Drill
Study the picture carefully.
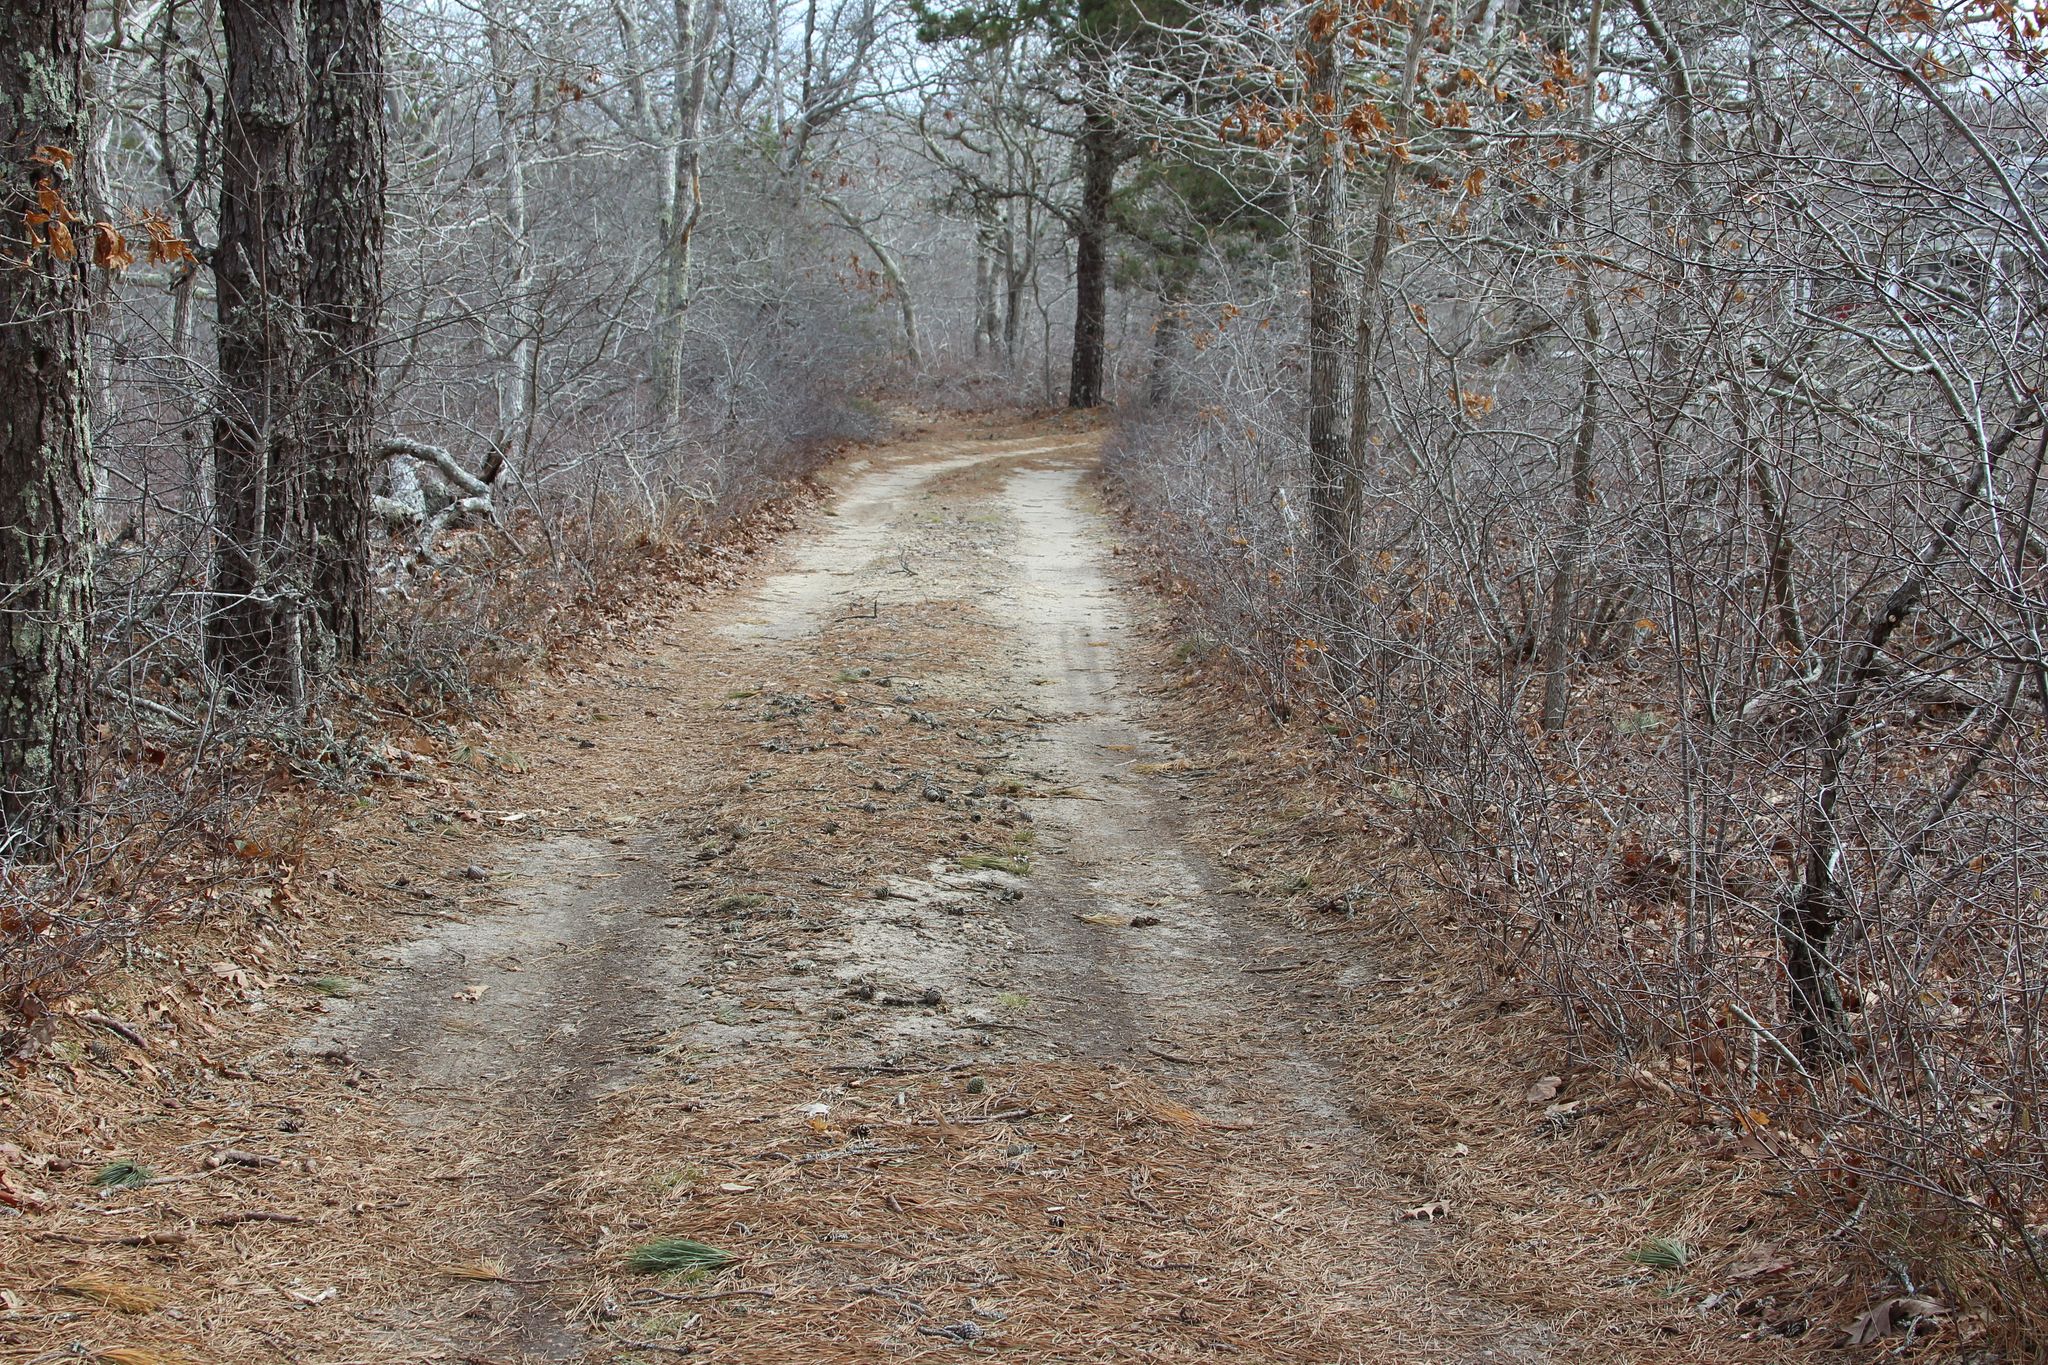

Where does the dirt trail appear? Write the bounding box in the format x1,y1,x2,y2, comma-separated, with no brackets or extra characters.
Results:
303,418,1577,1361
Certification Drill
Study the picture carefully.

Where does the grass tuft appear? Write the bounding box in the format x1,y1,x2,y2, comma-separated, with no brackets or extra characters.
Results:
623,1235,736,1277
90,1159,153,1190
1624,1236,1694,1271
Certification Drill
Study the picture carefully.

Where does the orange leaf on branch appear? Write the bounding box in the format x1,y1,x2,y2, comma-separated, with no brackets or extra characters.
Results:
93,223,135,271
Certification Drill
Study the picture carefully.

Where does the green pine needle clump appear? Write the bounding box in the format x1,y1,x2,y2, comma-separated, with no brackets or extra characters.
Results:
623,1236,736,1277
1625,1236,1693,1270
91,1158,154,1190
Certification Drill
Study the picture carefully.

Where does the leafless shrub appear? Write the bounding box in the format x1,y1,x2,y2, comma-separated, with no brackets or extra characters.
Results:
1106,0,2048,1327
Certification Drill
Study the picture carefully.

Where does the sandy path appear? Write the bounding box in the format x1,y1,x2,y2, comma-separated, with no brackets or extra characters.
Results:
312,418,1565,1362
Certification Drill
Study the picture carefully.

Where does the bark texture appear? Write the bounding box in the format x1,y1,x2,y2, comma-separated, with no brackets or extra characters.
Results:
305,0,386,663
1066,101,1116,410
210,0,311,697
0,0,95,848
652,0,722,424
1301,6,1351,592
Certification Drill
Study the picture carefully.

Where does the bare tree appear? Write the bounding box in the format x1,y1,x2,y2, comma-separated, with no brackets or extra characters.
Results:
653,0,725,420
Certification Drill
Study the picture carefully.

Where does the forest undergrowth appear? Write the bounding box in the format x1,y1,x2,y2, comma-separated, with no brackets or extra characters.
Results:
1104,401,2047,1352
0,403,881,1060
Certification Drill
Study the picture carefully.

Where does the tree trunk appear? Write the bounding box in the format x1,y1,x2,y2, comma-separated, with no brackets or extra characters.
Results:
1536,0,1601,733
1346,0,1436,469
1066,100,1115,410
974,214,997,359
304,0,385,665
1002,198,1029,365
0,0,95,849
209,0,310,699
485,18,536,453
1537,285,1601,731
652,0,722,424
1147,287,1182,409
823,193,919,362
1301,3,1351,592
1781,416,2023,1054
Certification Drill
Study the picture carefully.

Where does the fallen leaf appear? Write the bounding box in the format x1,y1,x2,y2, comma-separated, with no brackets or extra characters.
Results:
1728,1247,1793,1280
1400,1199,1451,1221
1524,1075,1562,1104
1844,1295,1946,1345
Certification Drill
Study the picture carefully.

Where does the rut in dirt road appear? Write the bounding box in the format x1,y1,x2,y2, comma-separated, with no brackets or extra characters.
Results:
312,419,1566,1363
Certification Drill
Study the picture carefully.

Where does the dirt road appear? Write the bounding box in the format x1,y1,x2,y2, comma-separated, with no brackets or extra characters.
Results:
0,417,1848,1364
274,416,1589,1363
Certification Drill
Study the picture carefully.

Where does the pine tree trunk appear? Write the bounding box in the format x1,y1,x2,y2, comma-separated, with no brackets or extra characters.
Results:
1148,283,1183,409
1066,102,1115,410
210,0,311,699
0,0,95,849
305,0,385,665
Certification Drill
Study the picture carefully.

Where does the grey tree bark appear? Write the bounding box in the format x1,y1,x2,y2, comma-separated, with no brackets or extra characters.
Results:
305,0,386,664
652,0,724,423
0,0,95,848
1536,0,1602,733
1301,3,1351,592
209,0,311,699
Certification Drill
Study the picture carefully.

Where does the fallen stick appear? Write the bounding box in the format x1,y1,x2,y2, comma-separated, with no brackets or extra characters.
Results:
79,1011,149,1050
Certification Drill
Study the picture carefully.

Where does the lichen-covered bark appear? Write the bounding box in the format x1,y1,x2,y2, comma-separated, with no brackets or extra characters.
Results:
209,0,310,697
0,0,95,849
305,0,386,664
